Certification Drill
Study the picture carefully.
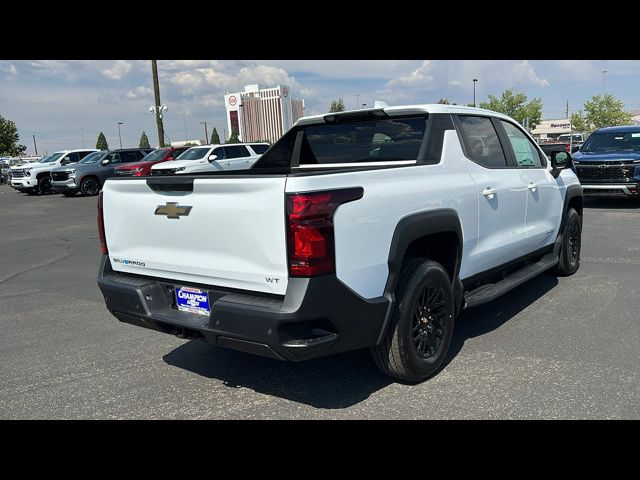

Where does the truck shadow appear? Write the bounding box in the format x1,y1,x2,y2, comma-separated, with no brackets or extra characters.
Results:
163,274,558,409
442,273,558,369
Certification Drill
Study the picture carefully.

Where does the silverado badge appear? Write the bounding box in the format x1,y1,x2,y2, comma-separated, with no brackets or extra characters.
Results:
154,202,192,219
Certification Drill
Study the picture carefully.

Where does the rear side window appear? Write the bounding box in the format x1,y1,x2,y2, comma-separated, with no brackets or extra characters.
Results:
457,116,508,168
249,144,270,154
300,116,426,164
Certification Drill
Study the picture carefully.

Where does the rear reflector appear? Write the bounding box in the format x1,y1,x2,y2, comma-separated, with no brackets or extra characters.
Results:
286,187,363,277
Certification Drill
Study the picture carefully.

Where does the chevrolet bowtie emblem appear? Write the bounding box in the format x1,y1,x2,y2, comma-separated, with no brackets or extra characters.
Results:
154,202,192,219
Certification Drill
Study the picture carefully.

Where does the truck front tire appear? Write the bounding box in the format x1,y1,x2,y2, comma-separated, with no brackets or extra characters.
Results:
555,208,581,277
372,258,455,383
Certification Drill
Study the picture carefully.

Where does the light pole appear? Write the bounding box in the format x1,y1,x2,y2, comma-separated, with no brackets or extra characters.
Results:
356,94,360,109
200,121,208,144
32,133,38,155
473,78,478,107
602,70,607,96
117,122,123,149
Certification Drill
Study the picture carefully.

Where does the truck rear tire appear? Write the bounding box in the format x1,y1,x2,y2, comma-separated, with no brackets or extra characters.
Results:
372,258,455,383
555,208,581,277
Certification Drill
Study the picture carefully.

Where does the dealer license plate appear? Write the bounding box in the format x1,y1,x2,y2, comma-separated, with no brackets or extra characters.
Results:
175,286,211,316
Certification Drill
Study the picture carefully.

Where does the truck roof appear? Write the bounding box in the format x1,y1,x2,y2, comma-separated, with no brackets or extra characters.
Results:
294,104,517,126
594,125,640,133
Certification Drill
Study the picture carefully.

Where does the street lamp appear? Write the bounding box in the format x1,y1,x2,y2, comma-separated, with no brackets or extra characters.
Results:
602,70,607,96
473,78,478,107
362,103,367,109
32,133,38,155
200,121,208,144
117,122,124,149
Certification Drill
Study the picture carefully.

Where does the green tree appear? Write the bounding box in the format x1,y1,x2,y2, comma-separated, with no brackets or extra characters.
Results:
573,94,632,132
437,98,450,104
570,111,589,134
227,129,239,144
479,89,543,130
210,126,221,144
329,98,345,112
0,115,27,156
96,132,109,150
138,131,150,148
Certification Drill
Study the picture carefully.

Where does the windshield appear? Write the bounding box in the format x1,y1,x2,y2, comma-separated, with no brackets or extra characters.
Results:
581,131,640,152
176,147,210,161
140,148,169,162
41,152,65,163
78,151,106,164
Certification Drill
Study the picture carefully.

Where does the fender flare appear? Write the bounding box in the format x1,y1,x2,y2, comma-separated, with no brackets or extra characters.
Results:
376,209,463,344
559,184,583,234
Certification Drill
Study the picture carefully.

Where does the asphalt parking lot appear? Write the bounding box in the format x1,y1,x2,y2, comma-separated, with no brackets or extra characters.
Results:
0,183,638,419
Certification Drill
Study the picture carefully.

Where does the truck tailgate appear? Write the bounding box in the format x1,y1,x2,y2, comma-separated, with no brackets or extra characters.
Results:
102,176,289,295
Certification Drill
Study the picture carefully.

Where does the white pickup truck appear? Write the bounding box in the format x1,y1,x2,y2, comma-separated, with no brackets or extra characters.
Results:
97,104,583,382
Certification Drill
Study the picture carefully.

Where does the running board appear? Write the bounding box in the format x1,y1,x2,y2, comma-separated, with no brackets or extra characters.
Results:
463,253,559,309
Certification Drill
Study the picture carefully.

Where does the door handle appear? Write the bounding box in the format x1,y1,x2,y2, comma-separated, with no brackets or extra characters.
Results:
528,182,537,192
482,187,497,199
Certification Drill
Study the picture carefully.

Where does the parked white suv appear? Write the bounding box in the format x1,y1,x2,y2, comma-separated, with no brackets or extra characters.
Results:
98,104,582,382
151,143,269,175
10,149,98,194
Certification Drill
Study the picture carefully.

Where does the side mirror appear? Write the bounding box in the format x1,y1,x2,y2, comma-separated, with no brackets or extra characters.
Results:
101,159,111,165
61,157,71,165
550,150,572,178
208,154,218,161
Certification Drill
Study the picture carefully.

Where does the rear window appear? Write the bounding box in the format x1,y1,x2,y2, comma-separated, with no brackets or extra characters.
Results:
299,116,426,165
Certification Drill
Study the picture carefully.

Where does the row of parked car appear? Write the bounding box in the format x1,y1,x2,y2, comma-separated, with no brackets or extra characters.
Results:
5,142,270,196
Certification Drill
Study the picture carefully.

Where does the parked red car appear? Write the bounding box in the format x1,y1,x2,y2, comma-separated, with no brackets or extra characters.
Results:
113,146,190,177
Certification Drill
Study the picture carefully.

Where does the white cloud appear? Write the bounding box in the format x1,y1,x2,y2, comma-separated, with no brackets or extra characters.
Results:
386,61,435,88
125,85,153,99
101,61,132,80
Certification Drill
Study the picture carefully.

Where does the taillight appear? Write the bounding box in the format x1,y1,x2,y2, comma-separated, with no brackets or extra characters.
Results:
286,187,363,277
97,191,108,254
565,144,570,153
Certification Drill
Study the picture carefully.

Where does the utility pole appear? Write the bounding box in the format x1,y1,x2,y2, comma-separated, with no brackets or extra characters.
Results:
32,133,38,155
602,70,607,96
81,128,85,148
565,100,569,119
151,60,166,148
183,112,188,142
356,94,360,109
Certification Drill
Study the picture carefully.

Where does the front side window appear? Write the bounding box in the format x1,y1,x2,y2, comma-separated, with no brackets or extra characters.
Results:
176,147,210,160
141,148,170,162
104,152,121,164
500,121,543,167
79,151,105,164
211,147,225,160
299,116,426,164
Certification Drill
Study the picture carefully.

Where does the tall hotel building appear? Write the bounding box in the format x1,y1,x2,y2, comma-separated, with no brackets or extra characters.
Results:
224,84,305,144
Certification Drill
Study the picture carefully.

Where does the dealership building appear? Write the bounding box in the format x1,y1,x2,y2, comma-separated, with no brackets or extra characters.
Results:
224,85,305,144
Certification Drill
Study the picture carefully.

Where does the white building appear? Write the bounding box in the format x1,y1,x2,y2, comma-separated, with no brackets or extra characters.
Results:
531,118,573,141
224,84,305,144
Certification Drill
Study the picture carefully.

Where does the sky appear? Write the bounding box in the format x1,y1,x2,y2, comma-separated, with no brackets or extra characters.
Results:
1,60,640,155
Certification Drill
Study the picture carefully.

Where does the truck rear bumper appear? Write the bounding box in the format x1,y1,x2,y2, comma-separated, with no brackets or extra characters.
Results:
97,255,390,361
